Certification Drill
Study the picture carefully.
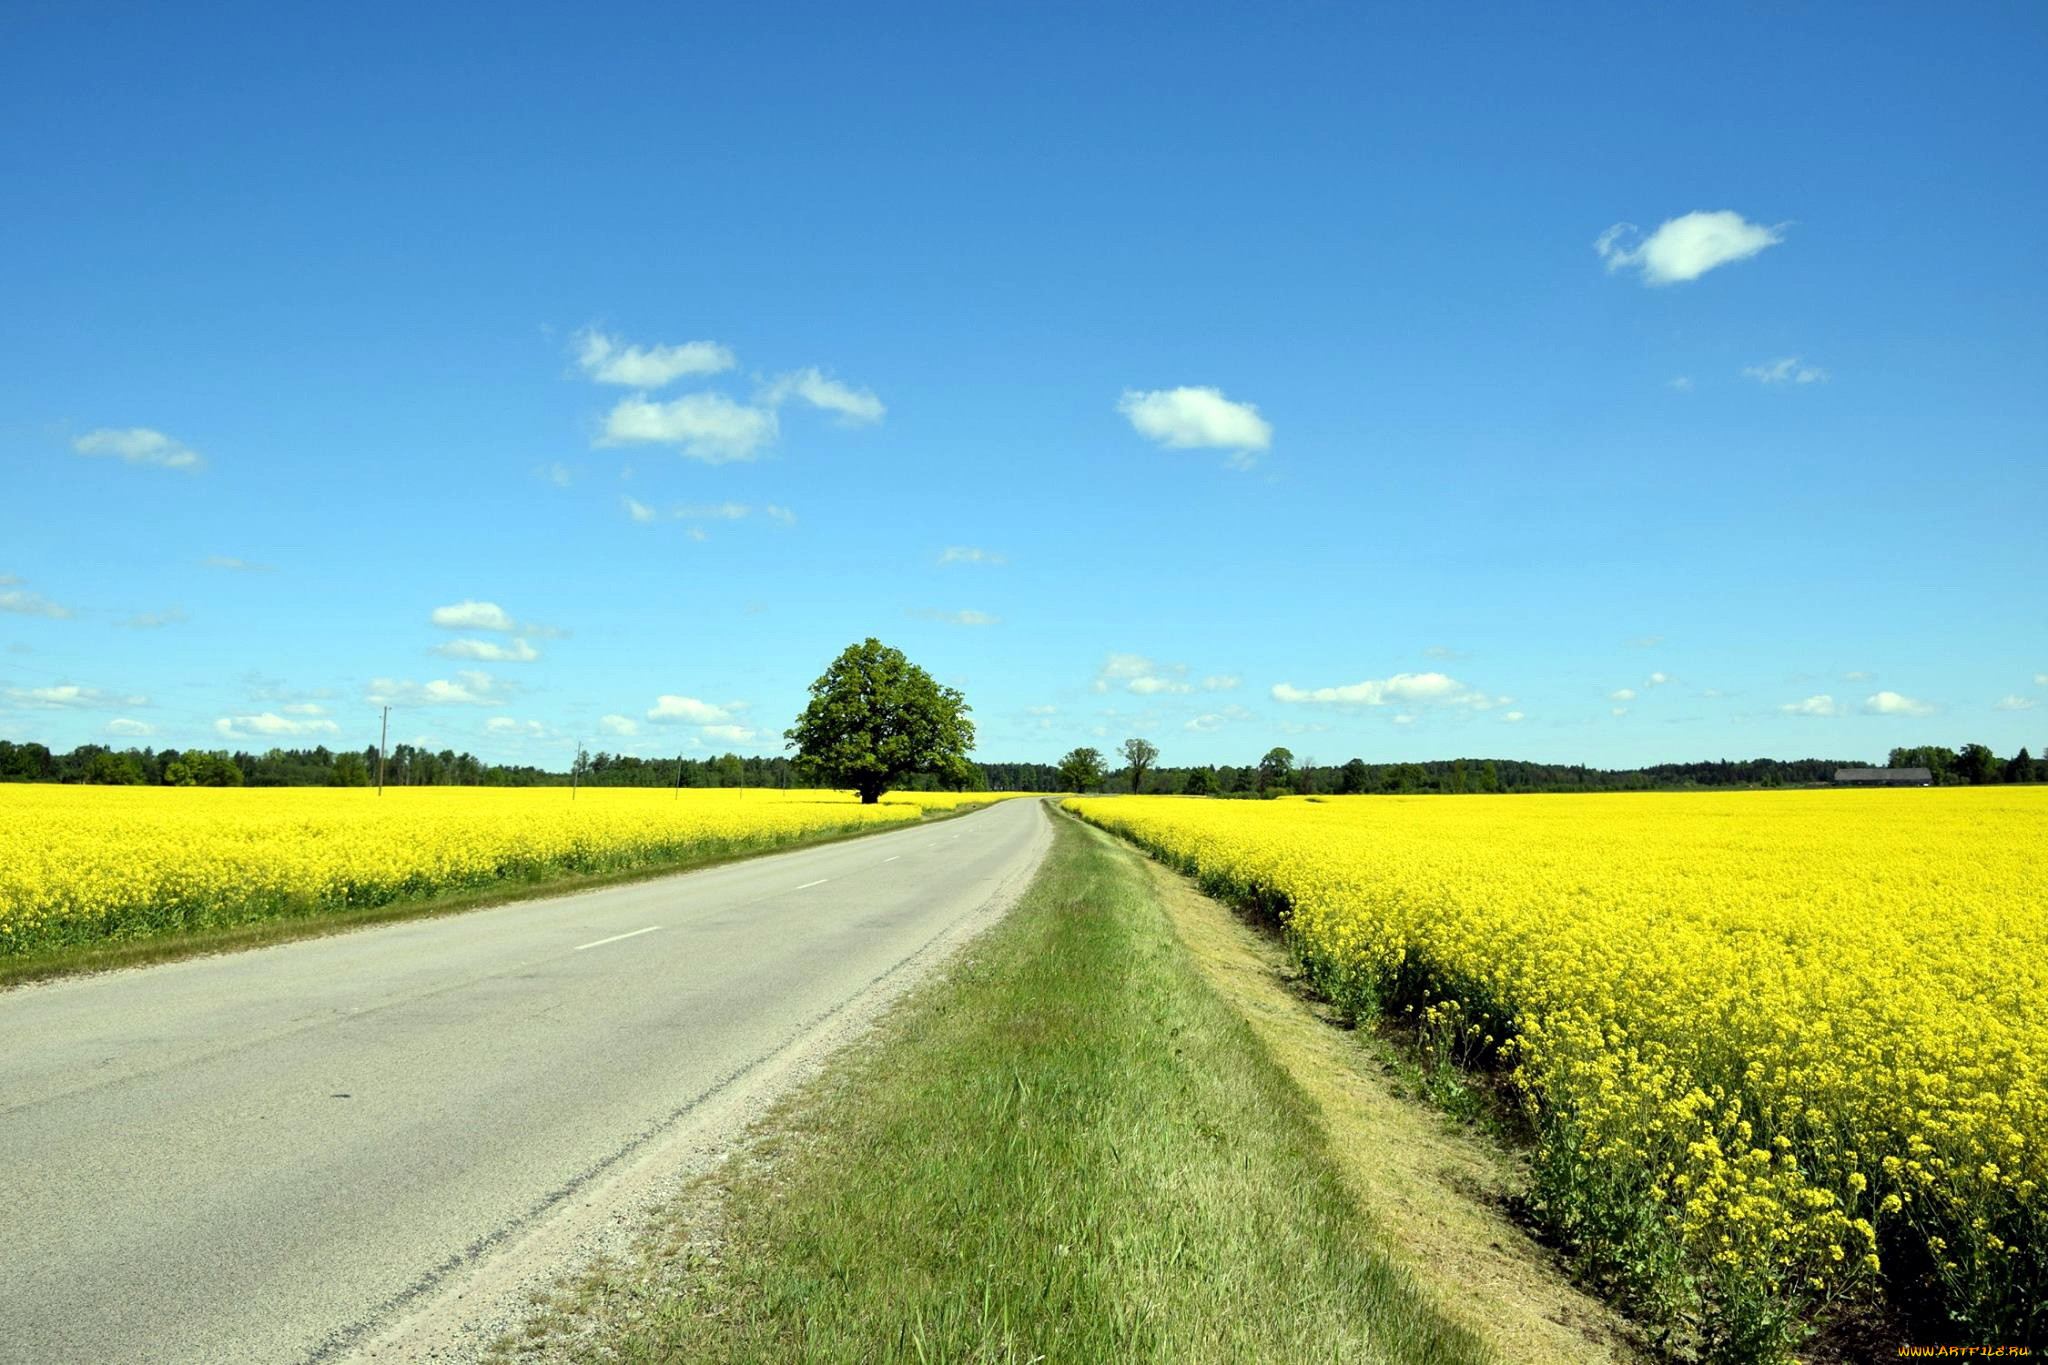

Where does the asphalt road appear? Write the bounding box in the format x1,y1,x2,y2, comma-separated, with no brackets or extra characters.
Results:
1,796,1051,1364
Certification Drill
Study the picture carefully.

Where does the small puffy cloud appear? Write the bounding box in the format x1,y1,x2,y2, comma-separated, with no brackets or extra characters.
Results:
939,546,1007,566
910,608,1000,627
367,671,508,707
2036,674,2048,687
700,723,759,743
1742,356,1828,385
484,717,550,738
647,695,740,725
599,393,778,463
1845,670,1873,682
759,368,886,424
623,496,657,524
1118,386,1272,463
1646,672,1673,687
216,711,340,739
600,713,640,736
1994,695,2035,712
1095,652,1190,695
428,600,560,637
6,684,148,709
1780,694,1842,717
1202,675,1241,692
1595,210,1784,285
202,555,272,573
118,607,188,629
1610,688,1638,702
1865,690,1936,717
1669,376,1695,391
433,637,539,663
0,586,74,619
1502,711,1525,723
72,426,204,471
576,328,735,387
106,718,155,737
1271,672,1508,710
1185,704,1255,734
1610,706,1629,718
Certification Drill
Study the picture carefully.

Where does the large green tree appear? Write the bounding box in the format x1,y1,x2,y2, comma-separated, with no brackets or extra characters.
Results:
786,638,975,803
1120,737,1159,793
1056,746,1106,793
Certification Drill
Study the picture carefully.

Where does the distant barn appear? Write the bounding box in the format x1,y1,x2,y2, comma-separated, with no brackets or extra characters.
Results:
1833,767,1934,787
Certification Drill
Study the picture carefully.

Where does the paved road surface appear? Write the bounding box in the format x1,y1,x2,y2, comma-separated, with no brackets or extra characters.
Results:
1,797,1050,1364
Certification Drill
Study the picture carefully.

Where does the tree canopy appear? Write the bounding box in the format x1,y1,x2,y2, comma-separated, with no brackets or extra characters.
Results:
1056,746,1106,792
785,638,975,803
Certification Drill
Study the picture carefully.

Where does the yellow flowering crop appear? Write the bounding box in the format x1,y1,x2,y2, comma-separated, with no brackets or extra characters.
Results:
1,785,1021,957
1068,788,2046,1351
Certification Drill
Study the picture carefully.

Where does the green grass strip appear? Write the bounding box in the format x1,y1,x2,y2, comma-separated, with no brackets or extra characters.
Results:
509,812,1492,1364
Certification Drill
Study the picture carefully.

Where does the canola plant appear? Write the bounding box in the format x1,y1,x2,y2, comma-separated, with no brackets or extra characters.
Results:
1067,788,2045,1354
1,785,1008,957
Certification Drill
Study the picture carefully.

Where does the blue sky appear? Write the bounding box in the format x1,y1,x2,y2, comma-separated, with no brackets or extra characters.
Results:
2,2,2042,769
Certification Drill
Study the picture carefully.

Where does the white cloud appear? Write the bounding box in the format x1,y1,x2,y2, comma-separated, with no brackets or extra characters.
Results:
1271,672,1509,710
647,695,741,725
910,608,1000,627
1780,694,1842,717
1095,652,1191,695
759,368,886,424
0,587,74,619
1185,704,1255,734
215,711,340,739
1595,210,1785,285
1646,672,1673,687
1118,386,1272,462
623,496,657,524
1865,690,1936,717
72,426,204,471
1201,675,1241,692
432,637,539,663
575,329,735,387
1994,695,2036,712
600,713,640,736
1845,670,1873,682
484,717,550,738
6,684,147,709
201,555,272,573
1393,714,1417,726
764,504,797,526
939,546,1007,566
367,671,508,707
429,601,561,638
599,393,778,463
1024,705,1057,717
1669,376,1695,391
1742,356,1828,385
118,607,188,629
699,723,759,743
1610,688,1638,702
2035,674,2048,687
1502,711,1525,723
1610,706,1629,718
106,718,154,737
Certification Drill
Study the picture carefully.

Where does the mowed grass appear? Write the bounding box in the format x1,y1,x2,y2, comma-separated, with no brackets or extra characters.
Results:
502,811,1490,1364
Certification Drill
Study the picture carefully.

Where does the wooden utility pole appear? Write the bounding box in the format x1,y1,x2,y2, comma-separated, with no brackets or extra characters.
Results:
377,706,389,796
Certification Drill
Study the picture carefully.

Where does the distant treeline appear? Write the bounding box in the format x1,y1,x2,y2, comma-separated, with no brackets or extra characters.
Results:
0,739,2036,792
0,739,1047,792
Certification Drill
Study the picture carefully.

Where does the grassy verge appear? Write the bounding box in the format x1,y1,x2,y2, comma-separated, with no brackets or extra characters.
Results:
497,808,1489,1364
0,802,993,992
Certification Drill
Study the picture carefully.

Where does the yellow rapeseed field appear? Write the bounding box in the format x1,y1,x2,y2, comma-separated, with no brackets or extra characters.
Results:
1,785,1014,958
1068,788,2046,1353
